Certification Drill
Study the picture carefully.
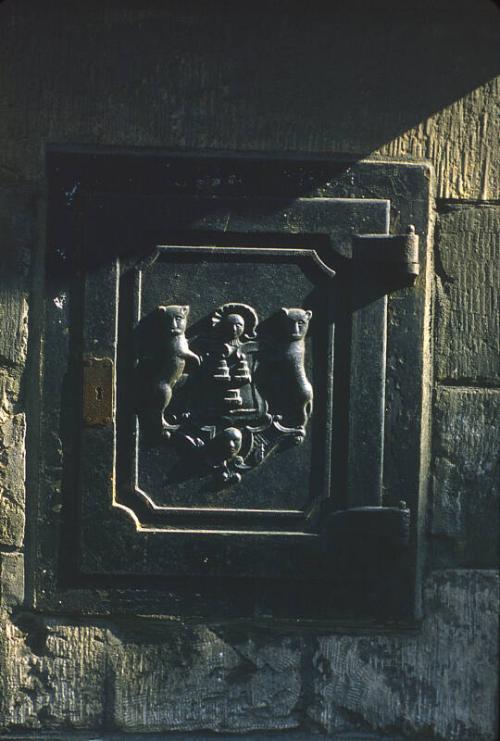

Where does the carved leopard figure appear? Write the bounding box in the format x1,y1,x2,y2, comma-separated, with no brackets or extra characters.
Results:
257,307,313,432
278,307,313,430
136,305,200,438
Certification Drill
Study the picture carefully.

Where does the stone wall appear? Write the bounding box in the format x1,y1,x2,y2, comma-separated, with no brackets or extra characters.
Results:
0,1,498,739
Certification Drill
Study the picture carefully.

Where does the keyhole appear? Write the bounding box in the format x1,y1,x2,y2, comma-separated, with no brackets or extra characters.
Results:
95,386,103,401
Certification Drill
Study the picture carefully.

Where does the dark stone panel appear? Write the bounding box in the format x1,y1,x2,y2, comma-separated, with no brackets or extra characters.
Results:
0,1,498,198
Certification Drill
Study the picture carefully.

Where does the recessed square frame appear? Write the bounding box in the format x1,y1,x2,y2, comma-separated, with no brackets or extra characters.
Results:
31,149,432,624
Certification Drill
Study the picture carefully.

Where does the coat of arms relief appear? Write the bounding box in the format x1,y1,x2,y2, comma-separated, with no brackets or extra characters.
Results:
135,302,313,487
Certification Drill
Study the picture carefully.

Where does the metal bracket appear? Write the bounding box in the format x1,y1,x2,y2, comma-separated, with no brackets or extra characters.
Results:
82,356,114,426
352,225,419,284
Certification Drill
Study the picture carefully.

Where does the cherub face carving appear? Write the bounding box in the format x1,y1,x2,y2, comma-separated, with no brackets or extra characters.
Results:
221,313,245,341
224,426,243,456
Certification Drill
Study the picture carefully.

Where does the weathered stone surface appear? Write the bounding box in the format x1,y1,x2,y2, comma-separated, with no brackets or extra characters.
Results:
435,205,500,383
0,190,34,369
0,617,302,734
307,570,499,741
0,574,498,738
1,614,108,731
0,552,24,609
0,409,26,549
0,371,21,412
0,731,410,740
0,192,32,553
379,76,499,200
0,731,408,740
431,388,500,567
0,370,26,549
0,1,498,200
109,626,302,733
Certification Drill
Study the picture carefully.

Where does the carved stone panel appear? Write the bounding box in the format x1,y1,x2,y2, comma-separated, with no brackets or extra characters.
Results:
119,246,330,527
74,189,390,576
36,151,432,620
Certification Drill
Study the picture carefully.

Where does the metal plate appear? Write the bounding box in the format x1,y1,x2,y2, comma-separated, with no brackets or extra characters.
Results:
82,356,114,426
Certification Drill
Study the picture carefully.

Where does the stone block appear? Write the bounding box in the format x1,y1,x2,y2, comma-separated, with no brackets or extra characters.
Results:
0,190,34,370
379,76,499,200
431,387,499,567
435,205,500,383
0,370,21,412
1,615,108,730
0,410,26,548
0,552,24,608
0,617,302,734
109,625,302,733
307,570,499,741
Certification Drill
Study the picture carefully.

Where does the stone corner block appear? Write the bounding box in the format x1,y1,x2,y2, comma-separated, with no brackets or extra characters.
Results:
0,551,24,608
0,188,36,369
307,570,499,741
435,204,500,384
431,387,500,567
0,411,26,549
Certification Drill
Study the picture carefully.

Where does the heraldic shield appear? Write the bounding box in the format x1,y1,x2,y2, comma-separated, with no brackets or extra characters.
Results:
135,300,314,489
114,241,332,523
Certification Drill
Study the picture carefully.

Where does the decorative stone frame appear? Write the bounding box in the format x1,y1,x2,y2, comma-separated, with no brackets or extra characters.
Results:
32,149,432,623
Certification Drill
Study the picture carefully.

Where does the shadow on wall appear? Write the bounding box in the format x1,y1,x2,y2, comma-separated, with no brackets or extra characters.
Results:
0,0,498,182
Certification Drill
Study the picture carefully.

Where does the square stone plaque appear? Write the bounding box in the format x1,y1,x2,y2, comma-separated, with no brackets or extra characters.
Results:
35,150,432,622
